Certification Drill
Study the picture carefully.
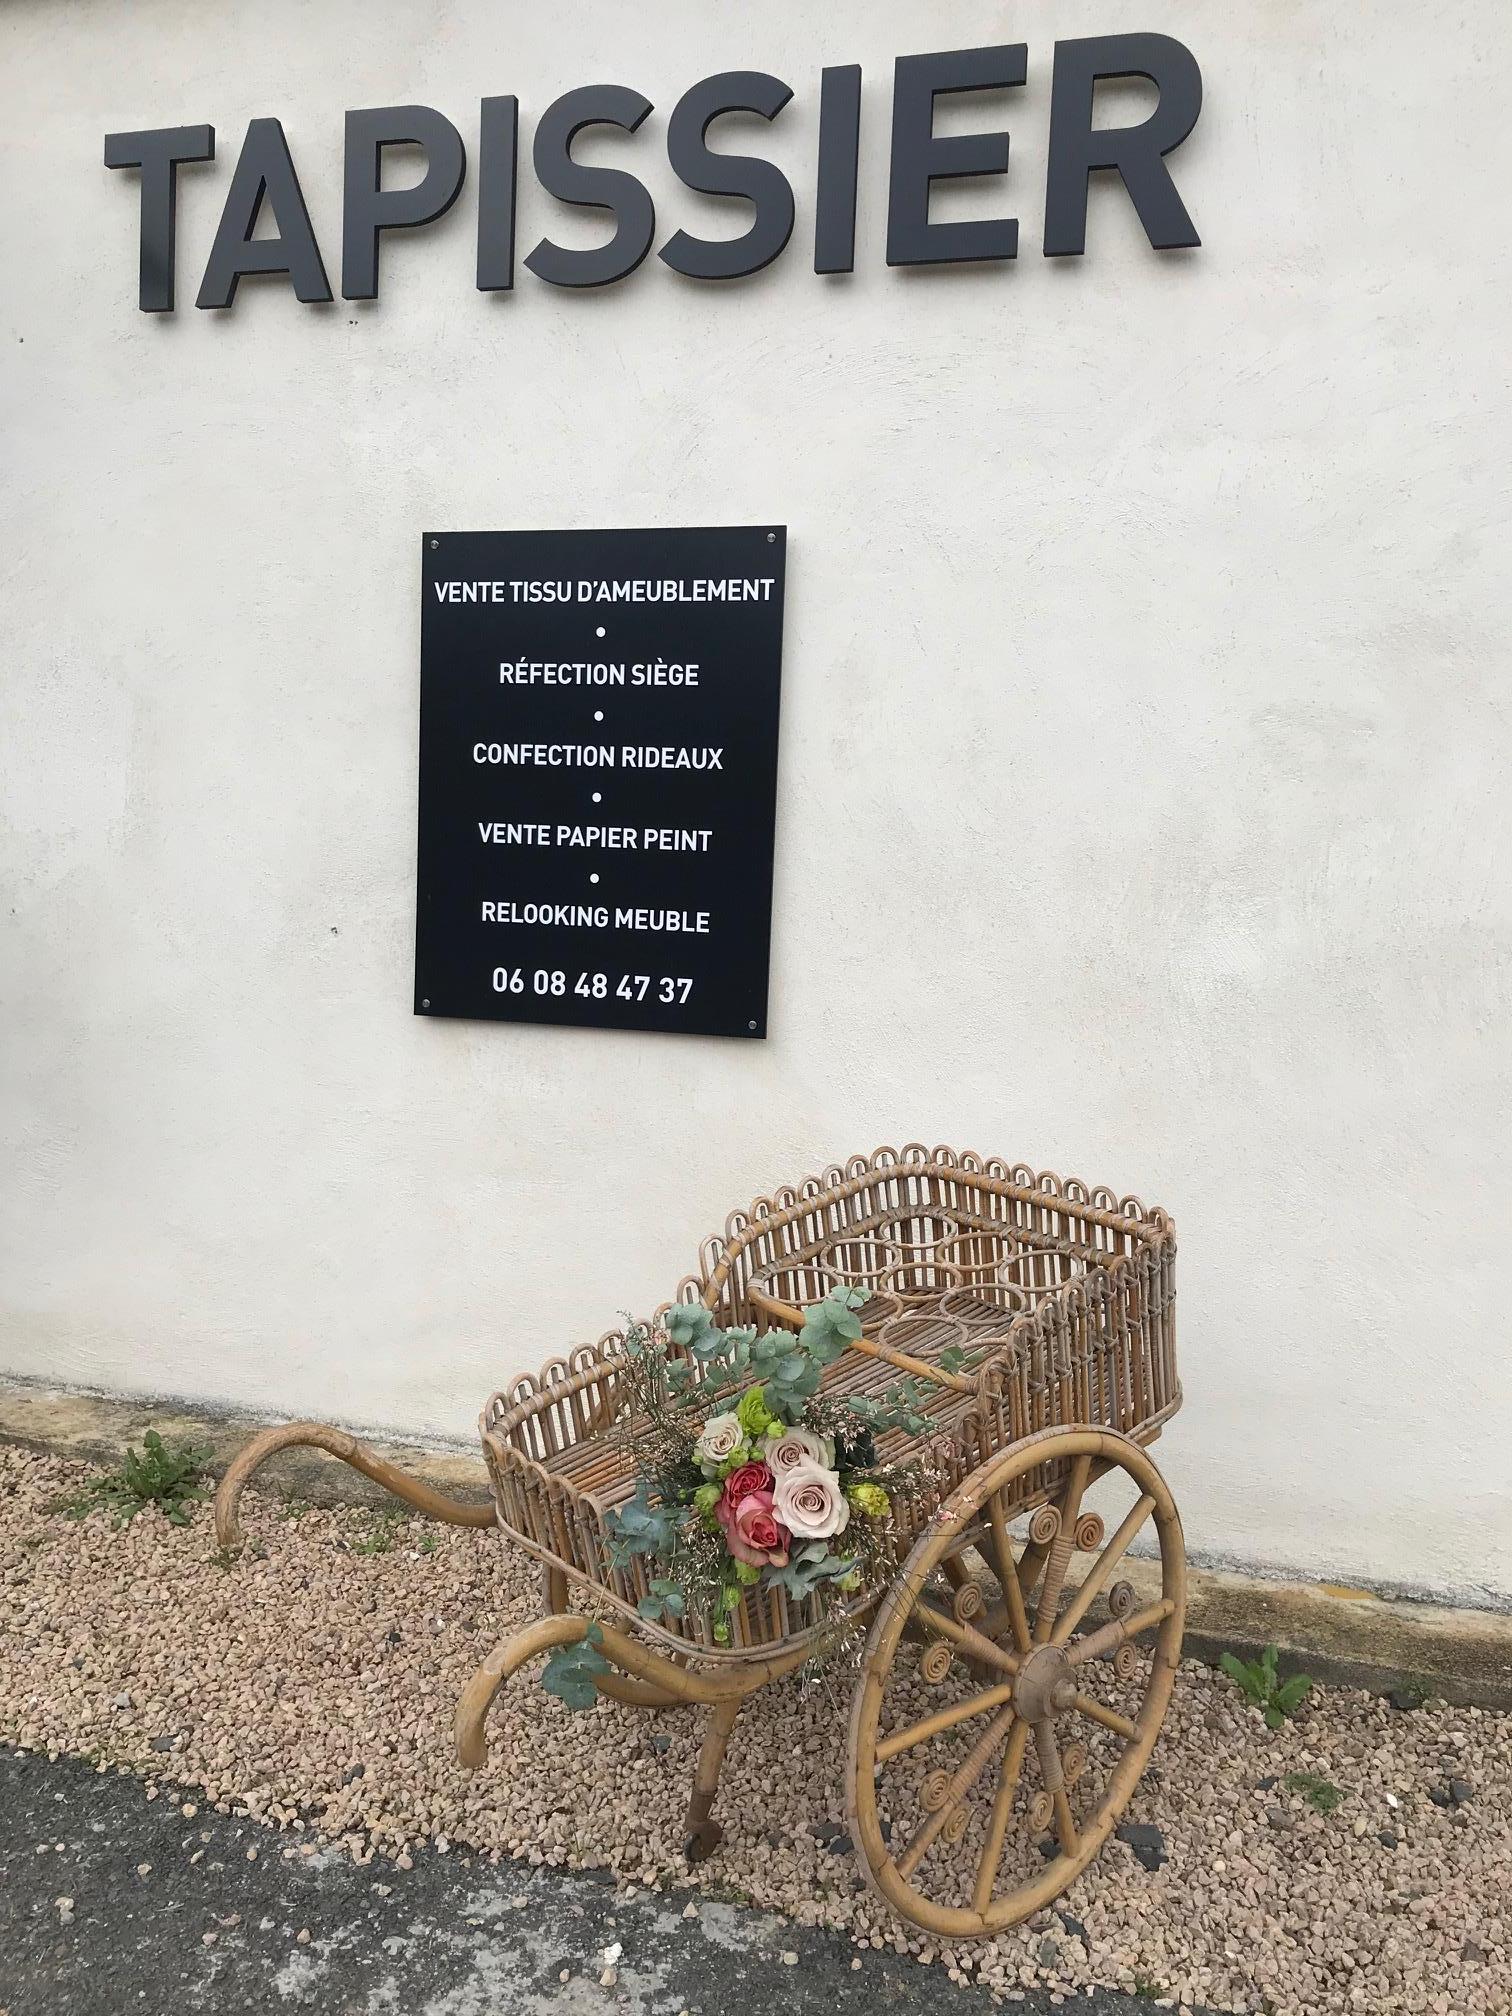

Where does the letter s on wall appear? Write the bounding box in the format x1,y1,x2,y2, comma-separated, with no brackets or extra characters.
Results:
524,85,656,289
660,71,795,281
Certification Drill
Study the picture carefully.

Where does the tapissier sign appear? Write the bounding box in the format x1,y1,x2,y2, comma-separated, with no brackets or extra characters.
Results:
104,34,1203,311
415,528,786,1039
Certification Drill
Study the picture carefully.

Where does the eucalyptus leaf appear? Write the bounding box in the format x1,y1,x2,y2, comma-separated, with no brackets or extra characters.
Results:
664,1304,715,1350
604,1482,680,1568
637,1579,686,1624
541,1622,609,1712
765,1544,857,1602
846,1384,931,1437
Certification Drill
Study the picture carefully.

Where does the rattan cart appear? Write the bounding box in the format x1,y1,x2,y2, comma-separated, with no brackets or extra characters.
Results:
215,1145,1184,1938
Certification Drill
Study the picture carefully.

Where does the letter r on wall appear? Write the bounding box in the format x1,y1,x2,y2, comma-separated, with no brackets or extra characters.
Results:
1044,33,1203,256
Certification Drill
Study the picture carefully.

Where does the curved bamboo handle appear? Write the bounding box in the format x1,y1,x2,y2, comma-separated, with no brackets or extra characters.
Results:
213,1421,497,1551
454,1613,811,1767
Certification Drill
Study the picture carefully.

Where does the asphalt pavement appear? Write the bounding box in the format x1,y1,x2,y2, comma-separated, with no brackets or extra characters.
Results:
0,1747,1229,2016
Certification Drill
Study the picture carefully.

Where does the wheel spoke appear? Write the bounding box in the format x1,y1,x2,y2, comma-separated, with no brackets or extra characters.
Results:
985,1491,1033,1654
1051,1494,1155,1646
1031,1721,1080,1857
1032,1454,1092,1644
915,1600,1021,1678
877,1681,1016,1763
895,1706,1017,1880
1014,1535,1051,1608
972,1716,1030,1913
1067,1597,1174,1666
1070,1690,1139,1741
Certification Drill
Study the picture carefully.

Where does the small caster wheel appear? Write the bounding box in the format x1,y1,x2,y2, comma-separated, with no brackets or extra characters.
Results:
684,1819,723,1864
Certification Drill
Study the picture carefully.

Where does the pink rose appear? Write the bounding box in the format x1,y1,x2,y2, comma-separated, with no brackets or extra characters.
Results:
722,1460,774,1506
773,1460,851,1542
716,1485,791,1567
763,1425,836,1475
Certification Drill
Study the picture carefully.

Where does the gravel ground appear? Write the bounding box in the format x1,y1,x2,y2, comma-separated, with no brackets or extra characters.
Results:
1,1445,1507,2015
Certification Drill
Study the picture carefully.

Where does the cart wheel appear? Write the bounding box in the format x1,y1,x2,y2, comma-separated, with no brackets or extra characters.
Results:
846,1427,1185,1938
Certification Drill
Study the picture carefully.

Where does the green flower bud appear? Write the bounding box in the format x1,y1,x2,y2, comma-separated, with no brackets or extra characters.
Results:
847,1482,891,1519
736,1384,776,1440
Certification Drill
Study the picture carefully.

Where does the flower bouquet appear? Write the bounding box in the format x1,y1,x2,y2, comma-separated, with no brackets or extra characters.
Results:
540,1288,935,1703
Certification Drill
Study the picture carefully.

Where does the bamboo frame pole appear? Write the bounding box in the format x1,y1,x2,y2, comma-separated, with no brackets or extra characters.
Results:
751,1289,978,1393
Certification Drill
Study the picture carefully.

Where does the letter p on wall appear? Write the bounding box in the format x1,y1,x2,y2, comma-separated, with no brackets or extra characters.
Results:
342,105,468,299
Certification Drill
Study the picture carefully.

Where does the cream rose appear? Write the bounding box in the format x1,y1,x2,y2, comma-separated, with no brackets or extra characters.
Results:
772,1459,851,1542
762,1424,836,1476
693,1411,745,1475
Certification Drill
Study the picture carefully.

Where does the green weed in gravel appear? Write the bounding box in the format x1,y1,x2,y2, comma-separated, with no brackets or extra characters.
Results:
1220,1642,1314,1727
55,1430,211,1529
351,1510,410,1556
1284,1771,1345,1813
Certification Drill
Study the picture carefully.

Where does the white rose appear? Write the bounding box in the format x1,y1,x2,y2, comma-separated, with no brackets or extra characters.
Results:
762,1424,836,1476
693,1412,744,1475
773,1460,851,1542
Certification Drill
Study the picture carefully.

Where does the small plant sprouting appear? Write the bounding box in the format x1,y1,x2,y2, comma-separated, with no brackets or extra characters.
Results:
1220,1642,1314,1727
277,1494,313,1522
60,1430,212,1529
415,1532,440,1556
1284,1771,1344,1814
351,1509,409,1556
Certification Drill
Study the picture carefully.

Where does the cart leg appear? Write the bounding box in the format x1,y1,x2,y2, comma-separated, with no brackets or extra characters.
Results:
683,1696,742,1864
541,1562,570,1617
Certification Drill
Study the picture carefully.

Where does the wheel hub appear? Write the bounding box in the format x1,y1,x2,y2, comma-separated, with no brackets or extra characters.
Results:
1013,1643,1076,1724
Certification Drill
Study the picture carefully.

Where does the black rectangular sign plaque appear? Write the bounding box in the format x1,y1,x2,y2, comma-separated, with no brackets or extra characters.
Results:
415,525,786,1037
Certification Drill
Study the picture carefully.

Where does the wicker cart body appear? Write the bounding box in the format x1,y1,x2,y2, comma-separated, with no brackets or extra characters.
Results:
214,1146,1185,1938
473,1147,1184,1933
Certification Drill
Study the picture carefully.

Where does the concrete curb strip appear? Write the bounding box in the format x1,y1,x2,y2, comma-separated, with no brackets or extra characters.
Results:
4,1376,1508,1711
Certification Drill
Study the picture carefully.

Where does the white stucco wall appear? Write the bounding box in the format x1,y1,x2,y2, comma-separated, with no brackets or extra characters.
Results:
2,1,1509,1602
